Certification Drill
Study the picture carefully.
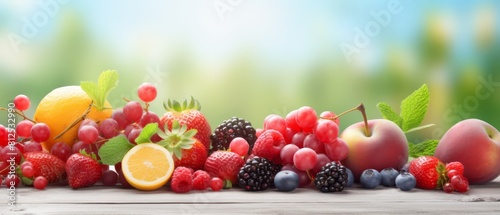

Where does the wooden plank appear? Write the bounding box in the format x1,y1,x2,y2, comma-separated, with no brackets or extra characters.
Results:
2,178,500,214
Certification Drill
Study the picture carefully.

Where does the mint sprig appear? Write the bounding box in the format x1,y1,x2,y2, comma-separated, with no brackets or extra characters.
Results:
408,140,439,158
80,70,119,111
377,84,433,133
98,135,134,165
377,84,438,159
135,123,159,144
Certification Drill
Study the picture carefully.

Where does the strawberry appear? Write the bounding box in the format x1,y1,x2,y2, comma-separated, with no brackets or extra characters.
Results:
157,121,208,170
251,130,286,161
160,97,211,150
204,151,244,186
409,156,447,190
23,152,66,183
446,161,464,176
65,153,102,189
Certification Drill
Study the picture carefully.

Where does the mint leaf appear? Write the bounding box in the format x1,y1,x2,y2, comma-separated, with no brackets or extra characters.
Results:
400,84,430,132
377,102,403,127
408,139,439,158
80,70,119,111
135,123,159,144
98,135,134,165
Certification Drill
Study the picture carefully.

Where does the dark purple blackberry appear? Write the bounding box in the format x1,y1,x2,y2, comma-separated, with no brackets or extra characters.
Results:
210,117,256,153
238,156,279,191
314,161,348,193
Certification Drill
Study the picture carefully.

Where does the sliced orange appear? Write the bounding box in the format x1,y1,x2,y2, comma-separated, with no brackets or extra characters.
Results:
122,143,174,191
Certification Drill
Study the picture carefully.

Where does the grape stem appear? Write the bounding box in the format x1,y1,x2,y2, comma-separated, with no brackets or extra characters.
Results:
321,103,371,137
0,108,37,123
54,101,93,140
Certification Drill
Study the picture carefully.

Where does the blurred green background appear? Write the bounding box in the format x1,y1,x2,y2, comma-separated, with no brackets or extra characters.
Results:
1,0,499,143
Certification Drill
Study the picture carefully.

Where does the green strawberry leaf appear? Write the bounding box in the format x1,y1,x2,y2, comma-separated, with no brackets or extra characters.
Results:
377,102,403,127
400,84,430,132
80,70,119,111
135,123,159,144
408,139,439,158
98,135,135,165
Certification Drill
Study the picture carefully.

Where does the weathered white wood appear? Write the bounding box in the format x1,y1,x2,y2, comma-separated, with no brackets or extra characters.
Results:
2,178,500,214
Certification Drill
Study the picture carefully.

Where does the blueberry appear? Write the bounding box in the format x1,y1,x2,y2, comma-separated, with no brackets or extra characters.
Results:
346,168,354,187
380,168,399,187
274,170,299,192
360,169,381,189
395,172,416,191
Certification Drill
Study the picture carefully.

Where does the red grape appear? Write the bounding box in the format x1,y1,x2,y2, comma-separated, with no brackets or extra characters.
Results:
99,118,120,138
79,119,98,130
293,148,318,171
102,170,119,186
447,169,460,179
319,111,340,126
255,128,264,138
285,110,301,132
16,120,34,138
264,114,280,126
451,175,469,193
31,123,51,142
210,177,224,191
0,124,7,147
51,142,72,162
314,120,339,144
114,162,122,173
291,132,307,148
123,101,143,122
22,165,35,178
311,153,331,175
127,128,142,144
264,115,287,138
303,134,325,154
34,176,48,190
229,137,249,156
23,141,43,153
124,124,141,136
14,94,30,111
118,169,133,188
20,161,33,170
443,182,454,193
137,83,157,103
112,109,132,130
280,144,300,164
296,106,317,131
78,125,99,144
72,140,93,154
324,138,349,161
1,146,21,165
139,111,160,127
284,128,295,144
5,174,21,188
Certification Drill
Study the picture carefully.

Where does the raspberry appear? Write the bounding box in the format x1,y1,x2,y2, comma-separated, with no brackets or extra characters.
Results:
251,130,286,160
210,177,224,191
192,170,211,190
446,162,464,176
171,167,193,193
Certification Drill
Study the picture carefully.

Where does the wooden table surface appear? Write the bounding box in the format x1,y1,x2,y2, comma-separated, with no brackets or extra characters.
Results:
2,177,500,215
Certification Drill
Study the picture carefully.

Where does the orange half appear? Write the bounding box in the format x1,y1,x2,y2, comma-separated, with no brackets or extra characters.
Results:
122,143,174,191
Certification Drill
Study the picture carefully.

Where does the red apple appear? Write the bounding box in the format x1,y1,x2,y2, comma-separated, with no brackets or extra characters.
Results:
341,119,408,181
434,119,500,184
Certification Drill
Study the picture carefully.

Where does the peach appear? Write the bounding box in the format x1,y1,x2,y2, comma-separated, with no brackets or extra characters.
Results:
434,119,500,184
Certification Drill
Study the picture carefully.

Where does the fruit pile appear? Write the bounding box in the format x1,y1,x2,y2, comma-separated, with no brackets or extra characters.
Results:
1,70,499,195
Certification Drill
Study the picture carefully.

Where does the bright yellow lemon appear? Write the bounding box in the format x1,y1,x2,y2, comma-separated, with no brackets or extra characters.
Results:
122,143,174,191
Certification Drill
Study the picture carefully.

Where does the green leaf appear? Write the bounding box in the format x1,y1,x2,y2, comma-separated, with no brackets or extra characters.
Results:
377,102,403,127
409,139,439,158
400,84,430,132
98,135,134,165
405,124,435,134
135,123,159,144
80,70,119,111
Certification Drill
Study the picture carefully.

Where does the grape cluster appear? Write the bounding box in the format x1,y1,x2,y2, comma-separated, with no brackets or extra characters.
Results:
257,106,350,189
0,83,159,189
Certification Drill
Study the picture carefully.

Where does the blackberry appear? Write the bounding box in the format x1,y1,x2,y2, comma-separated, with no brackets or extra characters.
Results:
314,161,348,193
238,156,279,191
210,117,256,153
